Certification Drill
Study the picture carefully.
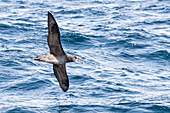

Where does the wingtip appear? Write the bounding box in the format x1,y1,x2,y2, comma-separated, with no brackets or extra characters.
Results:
60,82,69,92
48,11,60,34
58,83,69,92
48,11,57,25
48,11,53,19
48,11,52,16
61,86,69,92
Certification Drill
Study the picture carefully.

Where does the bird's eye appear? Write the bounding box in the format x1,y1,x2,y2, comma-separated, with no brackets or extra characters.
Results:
74,57,77,59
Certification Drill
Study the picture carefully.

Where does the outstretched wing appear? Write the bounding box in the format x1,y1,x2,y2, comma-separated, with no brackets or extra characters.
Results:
53,64,69,92
47,12,65,55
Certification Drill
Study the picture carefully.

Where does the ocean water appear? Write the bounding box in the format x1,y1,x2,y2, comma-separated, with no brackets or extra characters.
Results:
0,0,170,112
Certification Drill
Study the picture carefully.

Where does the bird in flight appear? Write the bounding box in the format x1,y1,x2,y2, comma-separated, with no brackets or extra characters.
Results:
35,12,83,92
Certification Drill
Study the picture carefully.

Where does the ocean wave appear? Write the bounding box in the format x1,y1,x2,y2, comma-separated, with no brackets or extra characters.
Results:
6,107,36,113
6,79,52,91
0,0,170,112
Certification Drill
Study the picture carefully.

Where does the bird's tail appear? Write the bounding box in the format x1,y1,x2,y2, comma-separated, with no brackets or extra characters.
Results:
34,56,42,61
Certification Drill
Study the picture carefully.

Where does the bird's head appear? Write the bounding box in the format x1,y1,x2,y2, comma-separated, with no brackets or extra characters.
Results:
71,55,83,64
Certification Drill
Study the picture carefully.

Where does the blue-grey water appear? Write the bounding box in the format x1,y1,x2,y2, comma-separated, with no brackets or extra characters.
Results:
0,0,170,112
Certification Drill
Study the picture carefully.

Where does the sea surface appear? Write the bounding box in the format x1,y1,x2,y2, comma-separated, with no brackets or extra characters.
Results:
0,0,170,112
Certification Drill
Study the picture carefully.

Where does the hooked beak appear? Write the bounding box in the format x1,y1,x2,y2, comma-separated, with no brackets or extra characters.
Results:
76,59,83,64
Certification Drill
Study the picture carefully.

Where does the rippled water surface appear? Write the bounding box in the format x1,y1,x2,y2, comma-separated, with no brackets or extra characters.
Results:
0,0,170,112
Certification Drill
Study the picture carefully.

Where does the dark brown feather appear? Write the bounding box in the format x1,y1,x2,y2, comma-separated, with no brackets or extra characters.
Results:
47,12,65,55
53,64,69,92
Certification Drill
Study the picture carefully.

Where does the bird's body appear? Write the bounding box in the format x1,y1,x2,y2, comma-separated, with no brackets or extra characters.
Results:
34,12,82,92
35,54,66,65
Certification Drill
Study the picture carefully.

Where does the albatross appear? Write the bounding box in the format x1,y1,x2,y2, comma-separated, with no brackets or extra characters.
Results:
34,12,83,92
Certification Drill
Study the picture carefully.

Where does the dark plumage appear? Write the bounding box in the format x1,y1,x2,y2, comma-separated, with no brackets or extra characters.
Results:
35,12,83,92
